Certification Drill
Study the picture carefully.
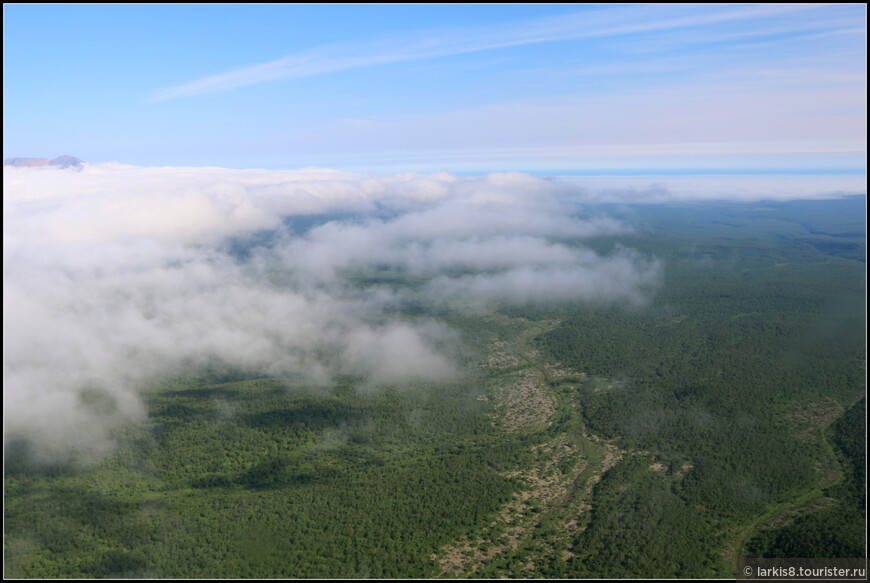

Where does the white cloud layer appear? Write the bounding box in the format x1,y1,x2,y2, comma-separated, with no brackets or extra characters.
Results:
4,164,663,460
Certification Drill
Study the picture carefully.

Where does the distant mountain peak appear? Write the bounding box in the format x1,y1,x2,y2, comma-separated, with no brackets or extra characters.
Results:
49,155,85,169
4,155,85,169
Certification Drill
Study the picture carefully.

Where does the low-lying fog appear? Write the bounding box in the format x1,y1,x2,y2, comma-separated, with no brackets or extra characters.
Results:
3,164,863,460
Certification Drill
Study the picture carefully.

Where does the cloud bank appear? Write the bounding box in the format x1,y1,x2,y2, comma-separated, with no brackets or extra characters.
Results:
4,165,663,460
554,173,867,203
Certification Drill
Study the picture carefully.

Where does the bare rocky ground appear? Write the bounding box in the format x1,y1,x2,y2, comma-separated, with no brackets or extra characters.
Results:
436,435,585,576
435,318,624,577
491,368,556,434
785,398,846,445
481,341,520,370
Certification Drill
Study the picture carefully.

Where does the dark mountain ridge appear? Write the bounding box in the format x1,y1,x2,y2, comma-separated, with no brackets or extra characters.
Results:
4,155,85,169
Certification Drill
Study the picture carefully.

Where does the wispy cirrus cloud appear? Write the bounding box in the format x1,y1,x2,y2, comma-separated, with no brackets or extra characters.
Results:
150,3,826,102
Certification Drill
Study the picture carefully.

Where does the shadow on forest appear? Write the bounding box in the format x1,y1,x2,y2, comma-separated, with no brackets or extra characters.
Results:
196,453,351,490
242,400,357,431
4,483,146,563
165,387,241,400
4,438,81,480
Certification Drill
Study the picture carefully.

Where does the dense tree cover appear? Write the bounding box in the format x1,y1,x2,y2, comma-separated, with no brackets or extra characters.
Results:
539,197,866,572
745,398,866,559
569,457,719,578
5,378,532,578
833,397,867,501
5,196,865,578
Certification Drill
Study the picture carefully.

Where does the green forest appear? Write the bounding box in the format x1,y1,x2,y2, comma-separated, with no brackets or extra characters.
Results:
5,195,866,578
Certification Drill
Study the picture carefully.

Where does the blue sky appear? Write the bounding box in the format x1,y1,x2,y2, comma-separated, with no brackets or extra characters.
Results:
3,3,866,172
